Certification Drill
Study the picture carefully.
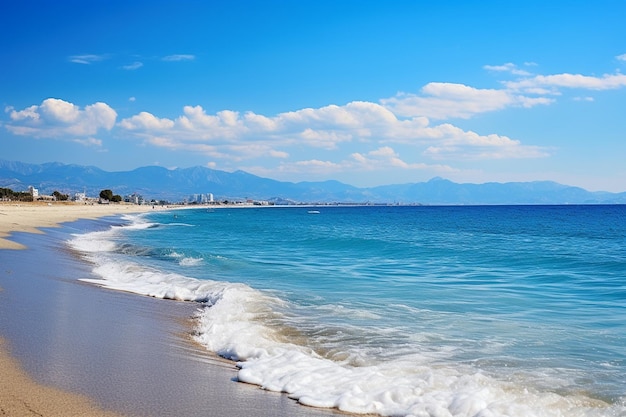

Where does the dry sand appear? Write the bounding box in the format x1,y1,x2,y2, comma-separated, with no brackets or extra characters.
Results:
0,201,166,250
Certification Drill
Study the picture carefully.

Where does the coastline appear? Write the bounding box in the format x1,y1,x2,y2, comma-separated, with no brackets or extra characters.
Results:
0,202,342,417
0,202,163,416
0,201,169,250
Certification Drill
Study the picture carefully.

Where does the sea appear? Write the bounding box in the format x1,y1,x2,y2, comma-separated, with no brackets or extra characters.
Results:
68,204,626,417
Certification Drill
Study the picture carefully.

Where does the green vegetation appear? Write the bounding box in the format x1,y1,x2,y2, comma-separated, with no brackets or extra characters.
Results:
99,189,122,203
0,187,33,202
52,190,69,201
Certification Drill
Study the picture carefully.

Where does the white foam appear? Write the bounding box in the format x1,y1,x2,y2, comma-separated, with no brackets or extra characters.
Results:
69,213,151,253
235,350,618,416
68,217,625,417
69,229,118,253
179,256,203,266
82,260,229,302
191,295,622,417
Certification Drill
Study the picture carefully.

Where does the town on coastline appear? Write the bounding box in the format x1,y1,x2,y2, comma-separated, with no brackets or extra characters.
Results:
0,185,274,206
0,185,410,207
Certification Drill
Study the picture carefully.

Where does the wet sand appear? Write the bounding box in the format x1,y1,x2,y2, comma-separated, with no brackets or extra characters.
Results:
0,336,122,416
0,203,342,416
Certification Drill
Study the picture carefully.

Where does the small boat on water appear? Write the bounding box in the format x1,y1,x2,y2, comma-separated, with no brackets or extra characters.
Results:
307,210,320,214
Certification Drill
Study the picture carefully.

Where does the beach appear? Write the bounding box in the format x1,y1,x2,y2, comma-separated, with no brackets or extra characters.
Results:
0,201,165,250
0,202,341,417
0,336,123,416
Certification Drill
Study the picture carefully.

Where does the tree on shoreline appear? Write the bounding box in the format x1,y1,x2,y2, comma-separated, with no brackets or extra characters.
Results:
99,189,122,203
0,187,33,202
52,190,69,201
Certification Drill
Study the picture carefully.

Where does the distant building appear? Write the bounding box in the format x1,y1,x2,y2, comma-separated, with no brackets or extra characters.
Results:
125,193,145,205
73,192,87,202
28,186,39,198
187,192,215,204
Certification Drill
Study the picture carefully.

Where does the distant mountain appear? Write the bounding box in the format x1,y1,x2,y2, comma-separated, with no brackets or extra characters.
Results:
1,160,625,205
370,177,626,205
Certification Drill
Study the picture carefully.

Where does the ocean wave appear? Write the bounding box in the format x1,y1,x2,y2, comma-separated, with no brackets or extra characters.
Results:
67,211,626,417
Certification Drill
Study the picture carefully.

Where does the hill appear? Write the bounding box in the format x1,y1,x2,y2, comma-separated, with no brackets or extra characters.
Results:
1,160,625,205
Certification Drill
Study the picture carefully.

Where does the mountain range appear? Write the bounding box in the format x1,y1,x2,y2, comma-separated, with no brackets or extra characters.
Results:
1,160,625,205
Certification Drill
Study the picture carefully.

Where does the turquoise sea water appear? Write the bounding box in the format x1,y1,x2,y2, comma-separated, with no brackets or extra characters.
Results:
70,205,626,416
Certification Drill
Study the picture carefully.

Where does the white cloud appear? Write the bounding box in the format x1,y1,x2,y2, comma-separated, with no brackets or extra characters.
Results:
68,54,108,64
270,159,345,176
122,61,143,70
380,82,550,120
506,72,626,92
269,150,289,158
383,64,626,122
269,147,457,179
350,146,431,170
120,111,175,130
117,100,547,168
5,98,117,138
616,54,626,62
73,137,103,147
484,63,531,76
162,54,196,62
6,105,40,122
40,98,80,123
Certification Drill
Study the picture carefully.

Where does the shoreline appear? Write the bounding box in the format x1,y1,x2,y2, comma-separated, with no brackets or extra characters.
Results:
0,201,164,416
0,201,171,250
0,202,342,417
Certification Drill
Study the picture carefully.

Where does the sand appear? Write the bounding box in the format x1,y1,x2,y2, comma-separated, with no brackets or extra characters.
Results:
0,201,342,417
0,337,122,417
0,202,158,416
0,201,166,250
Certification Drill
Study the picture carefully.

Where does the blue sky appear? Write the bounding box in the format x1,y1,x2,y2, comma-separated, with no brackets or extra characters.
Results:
2,0,626,192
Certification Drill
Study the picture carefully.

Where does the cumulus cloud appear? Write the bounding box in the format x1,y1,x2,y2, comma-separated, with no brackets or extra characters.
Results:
382,63,626,121
380,82,552,120
22,61,626,176
506,72,626,92
4,98,117,139
119,111,175,130
351,146,428,170
422,126,549,160
617,54,626,62
262,146,458,180
117,98,548,164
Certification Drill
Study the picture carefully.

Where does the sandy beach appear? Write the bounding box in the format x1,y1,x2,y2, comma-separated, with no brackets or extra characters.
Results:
0,202,341,417
0,202,163,416
0,201,165,250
